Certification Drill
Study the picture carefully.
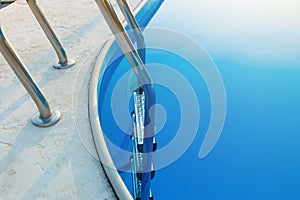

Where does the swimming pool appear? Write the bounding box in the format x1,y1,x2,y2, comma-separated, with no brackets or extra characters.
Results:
91,0,300,199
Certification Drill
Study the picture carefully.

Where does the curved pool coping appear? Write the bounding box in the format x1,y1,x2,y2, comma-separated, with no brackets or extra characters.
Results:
88,0,163,199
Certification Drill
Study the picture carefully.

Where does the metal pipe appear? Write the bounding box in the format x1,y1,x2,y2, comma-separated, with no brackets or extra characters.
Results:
95,1,155,199
0,25,61,127
116,0,145,62
95,0,150,85
26,0,75,69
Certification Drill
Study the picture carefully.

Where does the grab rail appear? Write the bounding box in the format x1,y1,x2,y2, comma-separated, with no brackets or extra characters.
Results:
26,0,75,69
0,25,61,127
116,0,145,62
94,1,155,199
95,0,151,85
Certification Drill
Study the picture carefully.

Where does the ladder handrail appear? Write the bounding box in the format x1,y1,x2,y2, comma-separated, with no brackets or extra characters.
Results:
95,0,150,85
26,0,75,69
94,1,155,199
116,0,145,62
0,24,61,127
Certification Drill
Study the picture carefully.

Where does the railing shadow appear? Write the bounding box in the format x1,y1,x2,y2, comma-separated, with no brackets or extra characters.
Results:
0,122,54,174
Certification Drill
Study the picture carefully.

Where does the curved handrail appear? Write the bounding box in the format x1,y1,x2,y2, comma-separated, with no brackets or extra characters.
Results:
94,1,156,199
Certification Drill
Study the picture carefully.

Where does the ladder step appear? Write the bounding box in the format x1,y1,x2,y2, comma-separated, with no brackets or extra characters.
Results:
136,170,156,180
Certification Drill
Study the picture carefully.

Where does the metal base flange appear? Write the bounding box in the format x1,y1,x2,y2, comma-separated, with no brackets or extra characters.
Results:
53,59,76,69
32,110,61,127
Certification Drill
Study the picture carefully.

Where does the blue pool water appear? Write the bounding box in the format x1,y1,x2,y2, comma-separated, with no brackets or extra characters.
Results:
98,0,300,199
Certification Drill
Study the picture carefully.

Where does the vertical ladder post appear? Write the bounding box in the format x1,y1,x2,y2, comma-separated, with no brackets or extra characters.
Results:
0,25,61,127
26,0,75,69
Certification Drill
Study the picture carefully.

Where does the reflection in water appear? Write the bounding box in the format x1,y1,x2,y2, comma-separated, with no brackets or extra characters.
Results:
151,0,300,68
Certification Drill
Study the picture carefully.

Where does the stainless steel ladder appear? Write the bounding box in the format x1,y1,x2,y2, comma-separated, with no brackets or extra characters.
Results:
0,1,75,127
26,0,76,69
131,89,156,200
0,24,61,127
94,0,156,199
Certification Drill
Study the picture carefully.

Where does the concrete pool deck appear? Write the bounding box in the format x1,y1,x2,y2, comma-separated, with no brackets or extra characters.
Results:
0,0,139,199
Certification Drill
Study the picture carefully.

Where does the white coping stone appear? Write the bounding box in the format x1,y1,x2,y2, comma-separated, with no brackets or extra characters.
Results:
0,0,140,199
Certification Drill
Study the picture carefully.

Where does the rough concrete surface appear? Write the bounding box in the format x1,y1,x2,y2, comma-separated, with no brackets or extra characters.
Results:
0,0,139,199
